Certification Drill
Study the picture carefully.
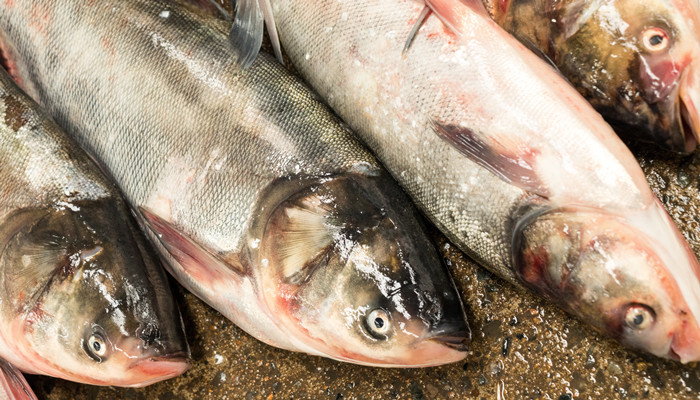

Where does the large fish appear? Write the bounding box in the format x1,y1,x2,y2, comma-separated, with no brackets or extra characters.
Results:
484,0,700,153
0,66,189,385
253,0,700,361
0,360,36,400
0,0,470,367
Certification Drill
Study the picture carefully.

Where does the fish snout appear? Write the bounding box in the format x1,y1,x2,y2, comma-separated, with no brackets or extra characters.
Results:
669,316,700,363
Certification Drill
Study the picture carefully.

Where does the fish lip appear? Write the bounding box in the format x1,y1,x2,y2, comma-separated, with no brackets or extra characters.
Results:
430,334,470,352
124,352,190,387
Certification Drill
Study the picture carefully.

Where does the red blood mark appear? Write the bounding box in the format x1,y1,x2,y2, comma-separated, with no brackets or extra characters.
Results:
4,0,13,7
498,0,510,14
275,282,300,314
640,55,690,102
520,246,549,286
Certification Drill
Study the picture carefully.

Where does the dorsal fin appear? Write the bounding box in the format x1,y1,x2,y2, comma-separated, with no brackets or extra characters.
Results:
424,0,491,35
404,0,491,57
228,0,283,68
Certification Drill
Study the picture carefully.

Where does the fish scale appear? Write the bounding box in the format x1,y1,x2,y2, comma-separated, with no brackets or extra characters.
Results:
0,0,472,367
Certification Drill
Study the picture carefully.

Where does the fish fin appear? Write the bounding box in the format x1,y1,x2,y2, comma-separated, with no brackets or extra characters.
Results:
423,0,490,35
554,0,604,39
0,359,36,400
139,207,246,284
432,121,550,198
259,0,284,64
403,6,432,57
270,194,338,285
228,0,282,67
229,0,264,68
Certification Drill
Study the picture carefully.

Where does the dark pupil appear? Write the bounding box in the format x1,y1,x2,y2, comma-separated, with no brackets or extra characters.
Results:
374,317,385,329
92,340,101,352
649,35,664,46
633,314,644,325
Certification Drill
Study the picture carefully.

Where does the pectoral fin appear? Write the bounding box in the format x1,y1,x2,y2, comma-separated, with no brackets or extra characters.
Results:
432,121,550,198
139,207,245,285
228,0,282,68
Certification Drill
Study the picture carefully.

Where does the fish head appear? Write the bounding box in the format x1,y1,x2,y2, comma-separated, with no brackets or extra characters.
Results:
0,200,189,386
256,173,470,367
514,206,700,362
555,0,700,152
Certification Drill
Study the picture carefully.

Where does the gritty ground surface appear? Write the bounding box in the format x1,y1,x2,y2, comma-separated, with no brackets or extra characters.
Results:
24,144,700,400
22,2,700,399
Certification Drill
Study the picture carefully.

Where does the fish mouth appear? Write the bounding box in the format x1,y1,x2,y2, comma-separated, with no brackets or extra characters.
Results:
430,333,470,352
125,353,190,387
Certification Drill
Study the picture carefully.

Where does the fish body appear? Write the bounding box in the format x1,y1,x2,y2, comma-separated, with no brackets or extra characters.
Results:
0,65,189,385
488,0,700,153
0,360,36,400
265,0,700,361
0,0,470,366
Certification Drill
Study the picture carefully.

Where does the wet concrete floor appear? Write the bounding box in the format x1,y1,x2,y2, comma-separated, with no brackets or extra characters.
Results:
25,144,700,399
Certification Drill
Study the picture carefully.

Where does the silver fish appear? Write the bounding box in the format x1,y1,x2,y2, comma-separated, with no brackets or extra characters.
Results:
0,65,189,385
0,0,470,366
258,0,700,361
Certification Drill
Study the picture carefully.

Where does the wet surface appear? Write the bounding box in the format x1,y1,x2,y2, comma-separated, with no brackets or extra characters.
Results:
25,143,700,399
21,2,700,399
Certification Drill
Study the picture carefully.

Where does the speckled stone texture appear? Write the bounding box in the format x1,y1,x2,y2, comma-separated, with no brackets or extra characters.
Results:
22,2,700,398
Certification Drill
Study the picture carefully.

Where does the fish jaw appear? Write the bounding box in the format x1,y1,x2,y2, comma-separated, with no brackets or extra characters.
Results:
123,354,191,388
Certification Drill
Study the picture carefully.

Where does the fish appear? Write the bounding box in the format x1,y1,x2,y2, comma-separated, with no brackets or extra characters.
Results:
0,359,36,400
0,65,190,386
0,0,471,367
259,0,700,362
482,0,700,153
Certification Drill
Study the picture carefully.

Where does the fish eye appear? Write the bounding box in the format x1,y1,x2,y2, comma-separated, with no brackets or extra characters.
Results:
641,28,670,52
85,332,108,361
624,304,655,331
365,308,392,339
